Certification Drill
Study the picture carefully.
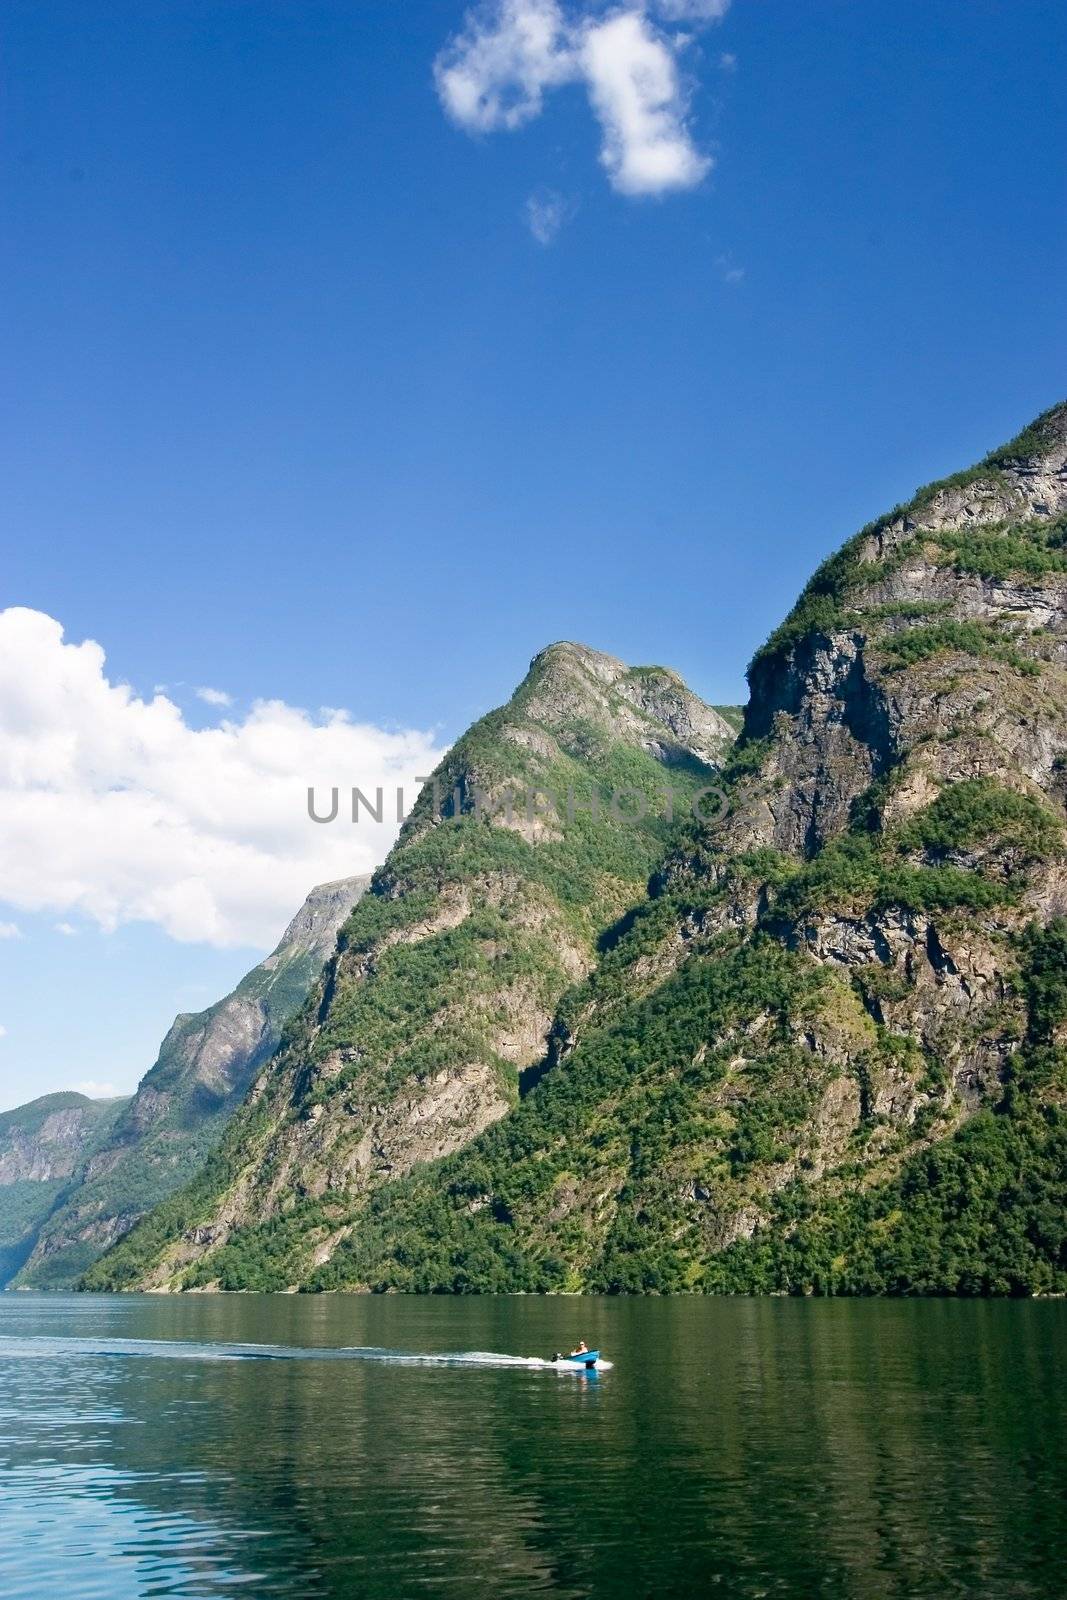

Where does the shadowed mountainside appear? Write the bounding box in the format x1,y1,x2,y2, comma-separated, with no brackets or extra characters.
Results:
10,877,368,1288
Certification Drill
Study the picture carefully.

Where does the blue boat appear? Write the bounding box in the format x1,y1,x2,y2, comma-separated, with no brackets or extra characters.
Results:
552,1348,600,1369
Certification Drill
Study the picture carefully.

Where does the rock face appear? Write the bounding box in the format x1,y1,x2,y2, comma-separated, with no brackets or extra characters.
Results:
11,877,369,1288
92,403,1067,1298
0,1094,128,1283
85,646,734,1290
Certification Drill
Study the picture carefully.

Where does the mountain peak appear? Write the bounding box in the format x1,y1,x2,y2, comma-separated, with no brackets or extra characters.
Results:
273,875,374,959
986,399,1067,465
527,640,628,683
514,641,734,767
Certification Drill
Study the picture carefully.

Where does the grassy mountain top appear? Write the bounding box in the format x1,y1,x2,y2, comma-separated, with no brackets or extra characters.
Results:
748,398,1067,690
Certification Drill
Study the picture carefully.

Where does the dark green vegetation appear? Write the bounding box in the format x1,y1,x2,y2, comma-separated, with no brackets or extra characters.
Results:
878,619,1040,676
702,1105,1066,1296
712,704,746,735
936,514,1067,581
161,904,1067,1298
0,1181,68,1283
85,404,1067,1299
703,922,1067,1296
759,779,1062,921
302,942,833,1295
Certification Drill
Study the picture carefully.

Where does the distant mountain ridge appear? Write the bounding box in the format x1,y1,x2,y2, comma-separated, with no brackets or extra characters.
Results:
0,1093,128,1283
7,876,368,1288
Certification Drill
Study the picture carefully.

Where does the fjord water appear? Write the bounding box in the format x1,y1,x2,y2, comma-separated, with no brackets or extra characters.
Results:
1,1296,1062,1599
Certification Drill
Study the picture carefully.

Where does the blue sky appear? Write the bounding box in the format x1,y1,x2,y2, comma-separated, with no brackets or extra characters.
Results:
1,0,1065,1110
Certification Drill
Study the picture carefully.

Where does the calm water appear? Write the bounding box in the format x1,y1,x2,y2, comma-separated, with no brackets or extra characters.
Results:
0,1295,1063,1599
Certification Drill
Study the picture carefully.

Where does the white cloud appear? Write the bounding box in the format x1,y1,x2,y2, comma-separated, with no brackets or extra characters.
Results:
0,1025,7,1039
0,608,449,950
435,0,722,197
652,0,731,21
196,686,233,708
525,187,570,243
0,921,20,939
581,11,710,196
435,0,575,132
72,1079,119,1099
55,922,78,936
718,50,737,71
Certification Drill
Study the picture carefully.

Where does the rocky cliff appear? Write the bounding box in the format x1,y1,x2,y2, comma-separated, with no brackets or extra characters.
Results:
84,647,734,1290
89,403,1067,1298
11,876,368,1288
307,402,1065,1296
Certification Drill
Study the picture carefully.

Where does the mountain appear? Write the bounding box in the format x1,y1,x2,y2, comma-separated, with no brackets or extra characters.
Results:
0,1093,128,1283
9,877,369,1289
84,645,736,1290
295,401,1064,1297
89,402,1067,1299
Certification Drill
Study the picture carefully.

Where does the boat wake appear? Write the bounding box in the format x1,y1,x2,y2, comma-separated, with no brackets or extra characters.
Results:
0,1336,612,1372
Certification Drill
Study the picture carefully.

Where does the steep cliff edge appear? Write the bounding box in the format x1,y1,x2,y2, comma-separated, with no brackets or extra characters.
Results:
12,876,368,1288
85,646,734,1290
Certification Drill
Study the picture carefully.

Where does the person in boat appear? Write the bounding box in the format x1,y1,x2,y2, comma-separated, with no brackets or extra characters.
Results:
550,1337,591,1363
549,1339,590,1361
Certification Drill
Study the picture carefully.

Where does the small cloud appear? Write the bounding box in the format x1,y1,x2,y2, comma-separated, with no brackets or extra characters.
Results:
0,1024,7,1039
718,51,737,71
654,0,732,19
714,252,745,284
0,921,21,939
72,1078,119,1099
436,0,720,198
525,188,571,244
196,686,233,708
581,11,712,195
55,921,78,936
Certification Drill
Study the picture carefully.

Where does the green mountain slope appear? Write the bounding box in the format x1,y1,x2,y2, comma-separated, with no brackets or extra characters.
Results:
0,1093,128,1283
84,645,736,1290
12,877,368,1288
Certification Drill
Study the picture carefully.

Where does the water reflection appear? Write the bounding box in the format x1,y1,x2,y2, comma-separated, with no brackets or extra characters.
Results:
0,1295,1063,1599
